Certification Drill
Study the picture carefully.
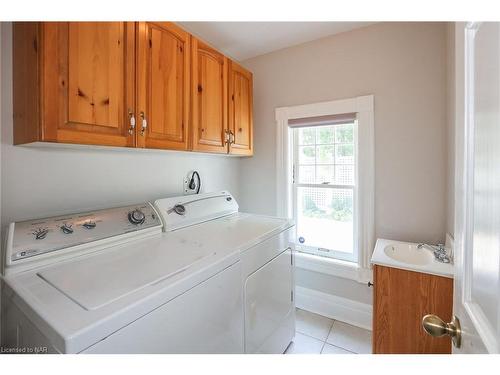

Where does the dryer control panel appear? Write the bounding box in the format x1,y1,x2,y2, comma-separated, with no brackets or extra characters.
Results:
5,203,162,267
155,191,239,232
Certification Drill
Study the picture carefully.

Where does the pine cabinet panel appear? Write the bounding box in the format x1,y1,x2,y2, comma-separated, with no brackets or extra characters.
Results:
13,22,40,145
372,265,453,354
42,22,135,146
191,38,228,153
13,22,253,157
136,22,190,150
67,23,124,129
229,61,253,156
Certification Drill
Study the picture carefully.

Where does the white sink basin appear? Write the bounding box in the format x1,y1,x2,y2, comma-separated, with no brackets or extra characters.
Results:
371,238,454,278
383,243,434,265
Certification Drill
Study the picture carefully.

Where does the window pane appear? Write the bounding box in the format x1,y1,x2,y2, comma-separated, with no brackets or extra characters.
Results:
298,146,315,164
334,165,354,185
316,145,334,164
335,124,354,143
296,187,354,254
316,165,334,184
298,128,315,145
316,126,335,144
335,144,354,164
298,166,315,183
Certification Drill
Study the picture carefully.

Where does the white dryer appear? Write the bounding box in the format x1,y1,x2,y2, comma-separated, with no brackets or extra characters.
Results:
154,192,296,353
1,191,295,354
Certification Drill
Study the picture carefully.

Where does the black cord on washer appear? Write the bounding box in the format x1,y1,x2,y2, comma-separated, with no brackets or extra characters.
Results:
188,171,201,194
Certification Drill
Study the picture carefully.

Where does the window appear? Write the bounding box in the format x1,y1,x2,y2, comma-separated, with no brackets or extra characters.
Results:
292,122,358,262
275,95,374,282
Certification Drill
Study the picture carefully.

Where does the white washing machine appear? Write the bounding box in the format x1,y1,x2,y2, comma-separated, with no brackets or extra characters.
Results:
1,191,295,354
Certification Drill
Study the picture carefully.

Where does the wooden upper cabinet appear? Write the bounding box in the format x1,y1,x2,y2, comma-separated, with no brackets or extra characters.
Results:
191,38,229,153
136,22,190,150
40,22,135,146
228,61,253,156
13,22,253,156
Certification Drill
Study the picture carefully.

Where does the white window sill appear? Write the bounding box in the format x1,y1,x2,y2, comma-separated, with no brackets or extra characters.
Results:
294,252,372,284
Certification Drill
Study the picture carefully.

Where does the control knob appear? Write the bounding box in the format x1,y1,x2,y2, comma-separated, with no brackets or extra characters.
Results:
33,228,49,240
60,223,74,234
83,221,96,229
128,209,146,225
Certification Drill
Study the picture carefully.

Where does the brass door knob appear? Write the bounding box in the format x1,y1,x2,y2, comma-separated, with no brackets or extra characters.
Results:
422,314,462,348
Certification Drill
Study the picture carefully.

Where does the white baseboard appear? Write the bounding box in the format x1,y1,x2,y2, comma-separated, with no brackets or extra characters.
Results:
295,286,373,331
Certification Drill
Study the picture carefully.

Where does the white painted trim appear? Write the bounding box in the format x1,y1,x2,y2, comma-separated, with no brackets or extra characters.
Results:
295,252,372,284
295,286,372,331
0,22,3,343
275,96,373,122
275,95,375,275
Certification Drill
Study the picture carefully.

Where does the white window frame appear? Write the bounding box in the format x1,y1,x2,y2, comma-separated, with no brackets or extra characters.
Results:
275,95,374,283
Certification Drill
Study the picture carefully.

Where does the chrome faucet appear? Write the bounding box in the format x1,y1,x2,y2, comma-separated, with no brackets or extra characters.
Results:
417,243,451,263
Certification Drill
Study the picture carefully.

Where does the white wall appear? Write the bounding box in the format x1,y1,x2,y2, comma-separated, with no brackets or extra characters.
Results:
241,22,448,244
0,23,240,228
240,22,449,306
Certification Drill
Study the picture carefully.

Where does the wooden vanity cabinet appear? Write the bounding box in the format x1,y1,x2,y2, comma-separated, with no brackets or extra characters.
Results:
191,37,229,154
136,22,190,151
228,61,253,156
14,22,136,147
372,265,453,354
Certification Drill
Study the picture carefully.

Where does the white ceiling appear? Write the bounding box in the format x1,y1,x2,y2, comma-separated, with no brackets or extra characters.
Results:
178,22,374,61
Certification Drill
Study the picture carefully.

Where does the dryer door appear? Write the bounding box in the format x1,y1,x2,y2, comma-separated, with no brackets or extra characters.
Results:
244,248,294,353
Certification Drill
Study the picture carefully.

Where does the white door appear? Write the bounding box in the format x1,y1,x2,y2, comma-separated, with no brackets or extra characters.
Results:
452,22,500,354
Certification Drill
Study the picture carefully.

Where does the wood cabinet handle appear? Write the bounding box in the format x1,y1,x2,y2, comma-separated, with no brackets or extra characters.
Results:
225,130,235,144
140,111,147,136
128,110,135,135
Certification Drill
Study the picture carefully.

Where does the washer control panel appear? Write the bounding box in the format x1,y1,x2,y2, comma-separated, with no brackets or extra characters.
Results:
8,203,162,263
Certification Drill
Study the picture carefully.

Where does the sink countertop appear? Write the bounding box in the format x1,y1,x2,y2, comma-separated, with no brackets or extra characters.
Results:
371,238,454,279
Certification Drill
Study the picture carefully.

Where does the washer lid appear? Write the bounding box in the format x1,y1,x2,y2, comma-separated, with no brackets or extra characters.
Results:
36,237,216,311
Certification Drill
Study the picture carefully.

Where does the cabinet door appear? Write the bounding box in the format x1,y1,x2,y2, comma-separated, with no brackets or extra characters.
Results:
41,22,135,147
372,265,453,354
136,22,190,150
229,61,253,156
191,38,228,153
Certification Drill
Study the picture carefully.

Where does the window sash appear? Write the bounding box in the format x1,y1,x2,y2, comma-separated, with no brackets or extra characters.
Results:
294,185,357,262
296,243,357,262
292,125,358,263
294,183,354,190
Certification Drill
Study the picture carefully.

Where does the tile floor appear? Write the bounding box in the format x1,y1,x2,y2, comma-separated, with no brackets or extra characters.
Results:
285,308,372,354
